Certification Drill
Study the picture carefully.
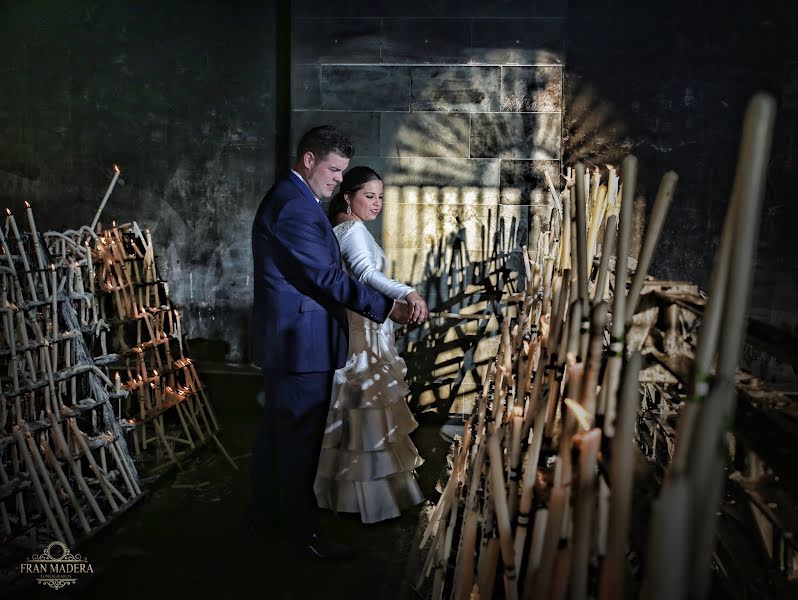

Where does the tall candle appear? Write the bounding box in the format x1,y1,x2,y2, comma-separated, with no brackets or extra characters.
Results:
603,155,637,438
689,93,777,598
573,163,589,306
50,265,58,335
486,432,519,600
599,351,642,600
24,201,49,298
625,171,678,323
645,477,689,600
50,264,58,370
508,404,524,520
91,164,121,232
569,424,601,600
593,215,616,305
6,209,38,302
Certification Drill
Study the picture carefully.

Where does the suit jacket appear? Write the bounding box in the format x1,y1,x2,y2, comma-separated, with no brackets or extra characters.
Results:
251,171,393,372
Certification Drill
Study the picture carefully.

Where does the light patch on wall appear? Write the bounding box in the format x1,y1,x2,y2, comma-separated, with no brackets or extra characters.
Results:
461,187,479,206
422,187,439,205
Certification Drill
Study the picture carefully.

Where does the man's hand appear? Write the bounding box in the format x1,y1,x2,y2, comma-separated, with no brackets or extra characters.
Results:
389,299,412,324
405,291,429,324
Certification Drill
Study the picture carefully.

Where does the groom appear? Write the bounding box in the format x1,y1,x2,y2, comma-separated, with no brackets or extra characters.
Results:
250,126,413,559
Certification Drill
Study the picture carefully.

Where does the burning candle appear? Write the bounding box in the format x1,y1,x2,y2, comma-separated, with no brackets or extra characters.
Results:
91,164,121,232
6,209,38,302
24,202,48,295
50,264,58,334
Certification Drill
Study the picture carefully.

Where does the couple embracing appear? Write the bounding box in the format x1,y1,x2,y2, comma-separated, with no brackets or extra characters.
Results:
250,126,428,559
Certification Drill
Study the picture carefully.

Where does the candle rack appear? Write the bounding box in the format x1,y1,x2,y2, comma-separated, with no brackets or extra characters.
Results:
0,212,142,571
1,209,233,580
415,94,792,600
76,221,230,475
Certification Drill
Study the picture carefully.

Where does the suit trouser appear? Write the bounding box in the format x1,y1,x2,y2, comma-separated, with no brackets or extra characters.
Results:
251,369,333,541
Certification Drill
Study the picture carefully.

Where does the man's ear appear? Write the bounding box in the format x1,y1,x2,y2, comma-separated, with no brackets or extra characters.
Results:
302,151,316,170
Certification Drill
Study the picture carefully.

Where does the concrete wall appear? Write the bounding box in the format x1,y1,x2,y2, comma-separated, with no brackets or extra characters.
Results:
0,0,278,361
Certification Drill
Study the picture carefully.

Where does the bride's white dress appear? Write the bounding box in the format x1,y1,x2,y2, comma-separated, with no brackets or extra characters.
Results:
314,220,425,523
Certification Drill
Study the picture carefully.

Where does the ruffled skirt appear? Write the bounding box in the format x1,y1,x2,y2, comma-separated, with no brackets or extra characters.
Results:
314,321,424,523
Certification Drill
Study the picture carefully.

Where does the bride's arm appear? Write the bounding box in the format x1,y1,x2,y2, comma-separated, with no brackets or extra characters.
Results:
340,223,416,300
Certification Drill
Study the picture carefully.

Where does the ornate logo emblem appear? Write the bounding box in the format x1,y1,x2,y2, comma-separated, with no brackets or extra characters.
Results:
19,541,94,590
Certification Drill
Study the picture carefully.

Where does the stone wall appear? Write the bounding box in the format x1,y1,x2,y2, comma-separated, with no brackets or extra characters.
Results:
291,1,567,413
0,0,278,361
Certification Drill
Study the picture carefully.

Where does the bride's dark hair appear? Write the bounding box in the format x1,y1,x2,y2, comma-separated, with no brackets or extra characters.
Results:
328,166,383,221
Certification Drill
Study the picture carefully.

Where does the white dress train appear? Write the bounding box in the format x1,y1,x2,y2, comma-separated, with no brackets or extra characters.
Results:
314,220,425,524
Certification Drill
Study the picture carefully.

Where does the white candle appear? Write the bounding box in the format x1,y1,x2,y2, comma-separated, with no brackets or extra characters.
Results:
7,209,38,302
91,164,121,232
599,351,642,600
570,426,601,600
24,202,48,299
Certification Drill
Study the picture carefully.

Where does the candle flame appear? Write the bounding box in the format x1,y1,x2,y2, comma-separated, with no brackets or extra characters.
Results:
564,398,592,431
113,164,120,173
513,404,523,418
153,370,158,376
24,201,30,209
5,209,10,215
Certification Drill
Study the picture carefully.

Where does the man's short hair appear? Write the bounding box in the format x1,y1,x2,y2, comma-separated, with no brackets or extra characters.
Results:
296,126,354,161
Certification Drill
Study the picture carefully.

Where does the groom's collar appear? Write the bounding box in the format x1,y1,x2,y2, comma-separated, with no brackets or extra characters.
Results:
289,169,320,203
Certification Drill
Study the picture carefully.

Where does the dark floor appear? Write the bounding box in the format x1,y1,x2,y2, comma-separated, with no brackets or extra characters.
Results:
6,368,452,600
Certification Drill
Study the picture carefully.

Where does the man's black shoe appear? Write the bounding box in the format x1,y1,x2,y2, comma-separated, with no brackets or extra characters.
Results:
300,533,355,560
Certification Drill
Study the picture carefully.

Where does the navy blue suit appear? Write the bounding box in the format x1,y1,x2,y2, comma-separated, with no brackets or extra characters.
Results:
250,171,393,539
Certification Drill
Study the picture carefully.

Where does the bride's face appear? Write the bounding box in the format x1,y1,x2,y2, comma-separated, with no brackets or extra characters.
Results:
347,179,383,222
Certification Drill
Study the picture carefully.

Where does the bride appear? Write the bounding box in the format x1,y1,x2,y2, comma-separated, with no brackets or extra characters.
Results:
314,166,428,524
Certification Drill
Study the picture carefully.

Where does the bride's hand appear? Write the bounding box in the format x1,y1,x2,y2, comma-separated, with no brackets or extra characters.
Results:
405,291,429,324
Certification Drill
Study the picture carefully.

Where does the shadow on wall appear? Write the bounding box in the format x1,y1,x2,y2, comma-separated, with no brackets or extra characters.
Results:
562,77,631,168
392,203,546,422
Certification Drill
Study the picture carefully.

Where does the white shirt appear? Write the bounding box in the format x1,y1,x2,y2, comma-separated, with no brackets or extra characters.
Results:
290,169,320,203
